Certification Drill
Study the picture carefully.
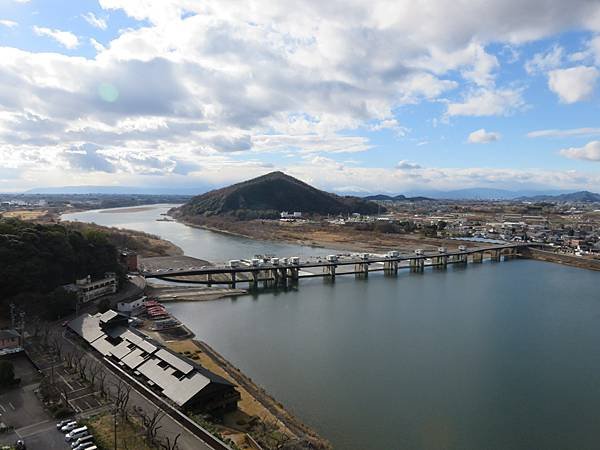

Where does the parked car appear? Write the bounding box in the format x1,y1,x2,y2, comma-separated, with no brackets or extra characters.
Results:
15,440,26,450
56,419,73,430
61,421,78,432
66,426,88,442
71,434,93,449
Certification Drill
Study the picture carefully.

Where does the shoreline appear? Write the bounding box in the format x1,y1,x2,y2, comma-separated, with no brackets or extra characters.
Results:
156,335,331,449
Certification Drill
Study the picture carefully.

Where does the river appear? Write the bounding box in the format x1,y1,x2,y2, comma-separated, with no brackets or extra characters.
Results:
63,204,600,450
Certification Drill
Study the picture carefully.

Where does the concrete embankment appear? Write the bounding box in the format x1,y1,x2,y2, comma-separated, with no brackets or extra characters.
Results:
523,248,600,271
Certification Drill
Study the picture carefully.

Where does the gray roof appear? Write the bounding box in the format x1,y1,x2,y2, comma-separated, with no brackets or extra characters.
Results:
67,311,233,407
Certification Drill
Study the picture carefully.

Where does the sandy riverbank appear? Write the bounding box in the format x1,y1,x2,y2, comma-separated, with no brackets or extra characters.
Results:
163,338,331,449
146,284,247,302
179,216,487,254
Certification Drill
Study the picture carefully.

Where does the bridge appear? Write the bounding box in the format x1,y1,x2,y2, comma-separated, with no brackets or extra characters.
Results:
142,243,532,288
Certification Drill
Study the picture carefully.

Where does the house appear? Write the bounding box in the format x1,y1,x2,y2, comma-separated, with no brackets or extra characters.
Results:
0,329,22,355
68,311,239,412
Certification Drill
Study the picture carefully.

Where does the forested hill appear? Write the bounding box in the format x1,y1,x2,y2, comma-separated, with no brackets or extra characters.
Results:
0,218,124,319
173,171,383,219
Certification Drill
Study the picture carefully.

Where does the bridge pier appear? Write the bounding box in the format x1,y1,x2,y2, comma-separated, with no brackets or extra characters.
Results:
433,255,448,269
230,271,236,288
472,251,483,263
490,249,501,262
324,264,336,280
206,273,212,286
409,258,424,272
250,270,259,290
383,260,398,275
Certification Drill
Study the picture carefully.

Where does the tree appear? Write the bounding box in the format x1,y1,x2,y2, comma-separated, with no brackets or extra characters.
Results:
0,361,17,387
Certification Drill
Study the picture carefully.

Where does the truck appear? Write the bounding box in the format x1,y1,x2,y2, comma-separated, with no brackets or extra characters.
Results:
326,255,338,262
228,260,240,268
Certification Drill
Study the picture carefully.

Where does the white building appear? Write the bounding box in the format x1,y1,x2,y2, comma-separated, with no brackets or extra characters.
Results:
63,273,117,303
280,211,302,219
117,296,146,314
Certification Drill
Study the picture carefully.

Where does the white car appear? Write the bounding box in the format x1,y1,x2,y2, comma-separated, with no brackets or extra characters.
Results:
56,419,73,430
65,426,88,442
61,421,78,433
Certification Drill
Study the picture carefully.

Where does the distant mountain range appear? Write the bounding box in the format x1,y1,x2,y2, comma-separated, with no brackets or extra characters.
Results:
517,191,600,202
173,171,383,218
363,194,434,202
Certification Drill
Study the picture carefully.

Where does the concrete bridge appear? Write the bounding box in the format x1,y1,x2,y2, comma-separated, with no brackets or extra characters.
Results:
142,243,532,289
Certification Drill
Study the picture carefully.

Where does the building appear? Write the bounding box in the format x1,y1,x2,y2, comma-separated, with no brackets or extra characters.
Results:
0,329,22,356
68,311,239,412
63,273,117,303
117,296,146,314
120,250,139,272
280,211,302,219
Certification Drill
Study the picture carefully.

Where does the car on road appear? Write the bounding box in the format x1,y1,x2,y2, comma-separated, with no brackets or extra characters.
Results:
15,440,26,450
61,421,78,432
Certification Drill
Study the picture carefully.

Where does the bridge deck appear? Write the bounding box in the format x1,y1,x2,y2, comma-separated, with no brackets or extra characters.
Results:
144,243,529,282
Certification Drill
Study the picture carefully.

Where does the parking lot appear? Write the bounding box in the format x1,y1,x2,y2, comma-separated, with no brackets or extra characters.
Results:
0,353,70,449
28,338,108,416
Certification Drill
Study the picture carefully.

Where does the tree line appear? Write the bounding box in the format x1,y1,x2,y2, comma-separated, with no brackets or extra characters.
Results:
0,218,124,319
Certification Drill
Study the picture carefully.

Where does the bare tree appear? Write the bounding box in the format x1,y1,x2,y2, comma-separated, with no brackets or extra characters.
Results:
49,335,63,360
113,379,132,420
63,350,76,370
87,362,101,388
78,356,89,380
72,350,85,375
97,370,108,397
159,433,181,450
138,407,165,444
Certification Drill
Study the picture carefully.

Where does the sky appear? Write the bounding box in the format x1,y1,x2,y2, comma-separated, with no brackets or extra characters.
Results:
2,0,600,194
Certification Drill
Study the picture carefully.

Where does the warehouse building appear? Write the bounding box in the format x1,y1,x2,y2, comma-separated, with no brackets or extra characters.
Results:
68,310,239,412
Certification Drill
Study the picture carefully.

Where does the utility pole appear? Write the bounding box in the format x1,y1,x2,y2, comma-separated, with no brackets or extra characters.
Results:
113,409,117,450
19,311,25,346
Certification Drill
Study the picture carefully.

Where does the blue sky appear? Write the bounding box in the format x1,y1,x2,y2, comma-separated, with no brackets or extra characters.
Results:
2,0,600,193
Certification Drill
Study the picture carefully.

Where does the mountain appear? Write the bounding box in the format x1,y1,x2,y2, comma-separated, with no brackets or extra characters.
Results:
517,191,600,202
173,171,383,218
364,194,434,202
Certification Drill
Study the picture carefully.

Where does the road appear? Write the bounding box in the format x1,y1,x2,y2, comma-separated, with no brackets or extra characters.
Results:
57,327,222,450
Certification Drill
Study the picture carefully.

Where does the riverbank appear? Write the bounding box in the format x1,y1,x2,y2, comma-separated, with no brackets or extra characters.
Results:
162,338,331,449
146,284,247,302
178,216,487,254
525,248,600,271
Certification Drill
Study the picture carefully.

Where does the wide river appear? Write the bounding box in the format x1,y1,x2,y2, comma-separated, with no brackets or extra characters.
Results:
63,205,600,450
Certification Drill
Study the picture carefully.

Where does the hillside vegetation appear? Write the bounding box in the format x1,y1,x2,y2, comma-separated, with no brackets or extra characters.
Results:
173,171,383,219
0,218,124,319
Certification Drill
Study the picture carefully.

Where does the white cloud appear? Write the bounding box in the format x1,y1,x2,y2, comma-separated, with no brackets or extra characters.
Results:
4,0,600,191
447,88,525,116
559,141,600,161
0,20,18,28
90,38,106,52
527,127,600,138
468,128,501,143
33,26,79,49
82,12,108,30
548,66,599,103
524,45,563,74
